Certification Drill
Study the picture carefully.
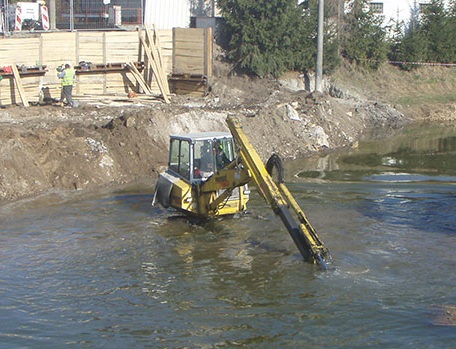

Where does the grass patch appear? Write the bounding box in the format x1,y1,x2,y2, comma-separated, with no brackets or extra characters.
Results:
393,93,456,106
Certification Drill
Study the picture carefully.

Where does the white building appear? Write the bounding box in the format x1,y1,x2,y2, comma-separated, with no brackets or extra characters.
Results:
366,0,448,30
144,0,191,30
144,1,449,32
143,0,218,30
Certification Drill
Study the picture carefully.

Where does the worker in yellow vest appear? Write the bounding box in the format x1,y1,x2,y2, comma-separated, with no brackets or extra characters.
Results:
57,63,76,108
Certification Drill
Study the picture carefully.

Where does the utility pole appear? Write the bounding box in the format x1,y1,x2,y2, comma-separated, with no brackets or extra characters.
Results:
140,0,144,28
4,0,9,33
49,0,56,30
315,0,324,92
69,0,74,31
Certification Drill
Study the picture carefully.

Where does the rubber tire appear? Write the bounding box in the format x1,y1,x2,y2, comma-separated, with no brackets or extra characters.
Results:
265,153,284,183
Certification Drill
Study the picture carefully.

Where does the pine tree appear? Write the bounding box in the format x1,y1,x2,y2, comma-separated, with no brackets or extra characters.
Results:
389,2,428,70
341,0,388,69
391,0,456,68
420,0,455,63
421,0,446,62
217,0,339,77
449,0,456,61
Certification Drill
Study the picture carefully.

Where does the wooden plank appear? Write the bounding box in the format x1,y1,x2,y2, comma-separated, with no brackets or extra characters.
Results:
41,32,77,65
145,26,170,95
77,32,104,65
11,65,29,107
173,28,212,76
39,35,44,67
152,24,165,73
173,40,205,49
140,34,170,103
128,62,152,95
139,27,173,88
102,33,107,94
105,32,139,63
169,73,208,92
141,37,170,103
205,27,213,77
170,80,207,93
0,38,40,64
157,30,173,75
173,86,206,94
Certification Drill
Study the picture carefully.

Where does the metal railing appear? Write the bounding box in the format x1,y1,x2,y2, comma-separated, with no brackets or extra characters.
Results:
0,3,143,33
57,5,142,30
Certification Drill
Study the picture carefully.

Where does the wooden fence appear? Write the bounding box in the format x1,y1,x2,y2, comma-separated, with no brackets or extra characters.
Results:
0,28,212,105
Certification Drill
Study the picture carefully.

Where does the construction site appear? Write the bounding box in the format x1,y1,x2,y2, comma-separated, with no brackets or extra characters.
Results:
0,26,213,106
1,20,455,203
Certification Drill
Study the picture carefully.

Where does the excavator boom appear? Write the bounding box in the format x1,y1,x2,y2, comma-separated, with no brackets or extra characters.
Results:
226,117,331,267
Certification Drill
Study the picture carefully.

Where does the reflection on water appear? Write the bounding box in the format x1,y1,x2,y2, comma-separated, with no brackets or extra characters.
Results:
1,124,456,348
294,123,456,183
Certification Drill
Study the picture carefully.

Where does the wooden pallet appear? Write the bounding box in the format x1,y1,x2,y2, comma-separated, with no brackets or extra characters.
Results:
169,74,208,96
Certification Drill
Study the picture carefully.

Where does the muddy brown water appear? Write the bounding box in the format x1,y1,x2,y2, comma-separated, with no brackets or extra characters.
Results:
1,123,455,348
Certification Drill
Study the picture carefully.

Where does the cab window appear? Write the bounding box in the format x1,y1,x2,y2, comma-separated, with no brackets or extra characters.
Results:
214,138,234,171
193,140,215,181
169,138,190,180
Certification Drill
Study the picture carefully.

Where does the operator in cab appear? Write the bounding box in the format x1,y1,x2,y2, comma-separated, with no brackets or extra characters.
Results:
215,141,230,170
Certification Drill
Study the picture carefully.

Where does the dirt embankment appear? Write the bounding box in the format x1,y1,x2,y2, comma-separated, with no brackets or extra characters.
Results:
0,64,454,202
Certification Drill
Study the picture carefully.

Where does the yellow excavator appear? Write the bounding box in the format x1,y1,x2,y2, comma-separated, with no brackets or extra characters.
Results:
153,116,331,268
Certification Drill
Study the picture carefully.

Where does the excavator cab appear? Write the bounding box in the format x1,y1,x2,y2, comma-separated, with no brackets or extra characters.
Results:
170,132,234,183
153,132,250,217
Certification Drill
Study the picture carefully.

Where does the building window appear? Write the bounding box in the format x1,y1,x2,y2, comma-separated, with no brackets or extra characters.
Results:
369,2,384,14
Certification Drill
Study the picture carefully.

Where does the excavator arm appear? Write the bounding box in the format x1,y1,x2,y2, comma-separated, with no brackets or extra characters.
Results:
226,116,331,268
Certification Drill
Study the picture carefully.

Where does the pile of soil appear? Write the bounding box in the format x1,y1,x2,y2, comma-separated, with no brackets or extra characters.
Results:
0,63,454,202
